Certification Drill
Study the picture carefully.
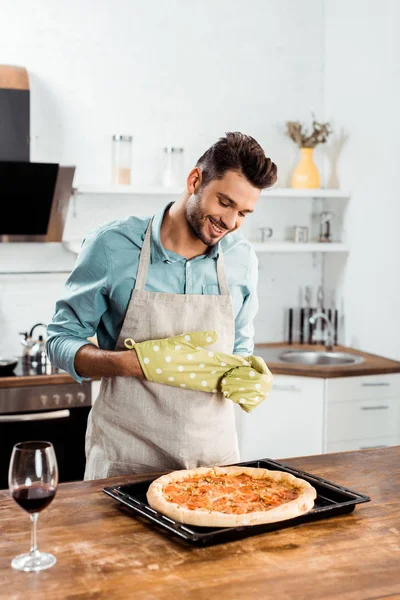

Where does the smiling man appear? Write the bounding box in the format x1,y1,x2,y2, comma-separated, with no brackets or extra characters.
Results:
46,131,277,480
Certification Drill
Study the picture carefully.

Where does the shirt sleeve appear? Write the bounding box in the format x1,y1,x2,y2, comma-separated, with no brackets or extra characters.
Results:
233,247,259,356
46,229,110,383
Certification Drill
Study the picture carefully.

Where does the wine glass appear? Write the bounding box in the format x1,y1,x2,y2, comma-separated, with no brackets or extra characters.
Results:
8,440,58,572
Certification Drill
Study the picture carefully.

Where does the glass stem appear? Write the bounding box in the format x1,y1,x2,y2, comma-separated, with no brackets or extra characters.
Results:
30,513,39,556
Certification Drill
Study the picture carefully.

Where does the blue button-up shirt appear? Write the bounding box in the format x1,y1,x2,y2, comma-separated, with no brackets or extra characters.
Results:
46,203,259,383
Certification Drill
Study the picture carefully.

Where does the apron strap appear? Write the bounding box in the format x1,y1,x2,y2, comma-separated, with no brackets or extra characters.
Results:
216,249,230,295
134,215,230,296
134,218,153,291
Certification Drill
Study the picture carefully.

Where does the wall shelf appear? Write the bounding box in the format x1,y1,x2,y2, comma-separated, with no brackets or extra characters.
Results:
76,185,350,199
264,188,349,199
252,242,349,253
61,239,349,257
76,185,183,195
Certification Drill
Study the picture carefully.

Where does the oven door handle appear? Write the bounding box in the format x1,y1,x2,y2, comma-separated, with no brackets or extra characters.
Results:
0,409,70,423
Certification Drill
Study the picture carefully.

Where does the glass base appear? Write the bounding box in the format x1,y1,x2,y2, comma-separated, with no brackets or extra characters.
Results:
11,551,56,572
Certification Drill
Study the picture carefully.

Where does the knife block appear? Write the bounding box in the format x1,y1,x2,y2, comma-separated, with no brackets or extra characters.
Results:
287,307,339,345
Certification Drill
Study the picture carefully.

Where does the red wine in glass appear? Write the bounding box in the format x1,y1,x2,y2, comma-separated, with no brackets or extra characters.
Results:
12,485,56,513
9,441,58,572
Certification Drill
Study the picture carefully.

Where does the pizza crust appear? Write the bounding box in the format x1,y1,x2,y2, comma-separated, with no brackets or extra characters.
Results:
146,465,317,528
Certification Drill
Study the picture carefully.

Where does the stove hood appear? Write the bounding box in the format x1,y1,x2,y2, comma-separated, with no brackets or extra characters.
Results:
0,161,75,242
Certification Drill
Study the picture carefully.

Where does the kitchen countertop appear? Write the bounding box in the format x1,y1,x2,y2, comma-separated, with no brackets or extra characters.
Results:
255,342,400,378
1,343,400,388
0,358,99,389
0,447,399,599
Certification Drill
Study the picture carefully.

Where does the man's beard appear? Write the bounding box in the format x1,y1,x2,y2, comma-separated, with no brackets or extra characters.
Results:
186,193,228,247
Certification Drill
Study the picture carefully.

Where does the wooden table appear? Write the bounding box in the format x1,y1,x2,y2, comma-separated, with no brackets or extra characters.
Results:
0,447,399,600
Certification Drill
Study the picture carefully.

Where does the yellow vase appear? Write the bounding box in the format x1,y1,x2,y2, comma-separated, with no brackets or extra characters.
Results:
291,147,320,189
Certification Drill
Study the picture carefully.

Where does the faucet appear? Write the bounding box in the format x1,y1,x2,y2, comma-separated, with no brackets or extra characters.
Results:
309,311,335,351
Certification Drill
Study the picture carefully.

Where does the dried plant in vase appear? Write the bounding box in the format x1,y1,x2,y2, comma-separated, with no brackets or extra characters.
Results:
286,117,332,189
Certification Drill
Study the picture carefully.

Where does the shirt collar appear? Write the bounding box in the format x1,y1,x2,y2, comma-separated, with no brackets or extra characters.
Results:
206,242,220,259
148,202,221,264
150,203,174,264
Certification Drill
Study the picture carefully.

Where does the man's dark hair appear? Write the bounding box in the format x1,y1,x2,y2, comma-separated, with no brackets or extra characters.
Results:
196,131,277,190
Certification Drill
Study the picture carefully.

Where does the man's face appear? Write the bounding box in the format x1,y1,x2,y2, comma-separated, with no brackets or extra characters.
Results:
185,170,261,246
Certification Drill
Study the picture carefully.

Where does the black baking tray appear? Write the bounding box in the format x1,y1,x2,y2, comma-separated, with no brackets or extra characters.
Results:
102,458,371,547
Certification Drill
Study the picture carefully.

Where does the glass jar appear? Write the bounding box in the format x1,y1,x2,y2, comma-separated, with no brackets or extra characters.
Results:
162,147,185,187
112,135,132,185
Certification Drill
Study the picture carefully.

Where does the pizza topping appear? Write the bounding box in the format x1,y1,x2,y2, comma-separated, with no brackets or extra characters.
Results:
162,473,300,514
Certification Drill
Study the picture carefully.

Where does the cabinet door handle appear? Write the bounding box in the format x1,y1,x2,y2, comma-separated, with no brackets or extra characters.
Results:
360,445,389,449
0,409,70,423
273,385,301,392
361,382,390,387
360,405,389,411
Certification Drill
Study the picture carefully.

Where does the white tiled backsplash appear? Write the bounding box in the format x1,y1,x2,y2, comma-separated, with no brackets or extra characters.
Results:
0,272,69,357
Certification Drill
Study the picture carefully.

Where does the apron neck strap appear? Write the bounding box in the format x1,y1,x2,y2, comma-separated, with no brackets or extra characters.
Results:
134,216,229,294
134,218,153,290
216,249,229,295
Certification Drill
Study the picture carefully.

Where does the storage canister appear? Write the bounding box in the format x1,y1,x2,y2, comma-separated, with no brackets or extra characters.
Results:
112,134,132,185
162,146,185,187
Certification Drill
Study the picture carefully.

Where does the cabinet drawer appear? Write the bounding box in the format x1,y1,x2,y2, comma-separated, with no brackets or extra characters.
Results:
327,398,400,442
326,374,400,403
326,436,400,453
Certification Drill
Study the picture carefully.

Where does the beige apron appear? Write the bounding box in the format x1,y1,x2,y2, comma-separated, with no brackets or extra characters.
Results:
84,217,239,480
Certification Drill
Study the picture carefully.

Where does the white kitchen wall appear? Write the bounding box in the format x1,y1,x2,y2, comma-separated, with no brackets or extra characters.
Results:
0,0,332,357
0,0,325,187
324,0,400,360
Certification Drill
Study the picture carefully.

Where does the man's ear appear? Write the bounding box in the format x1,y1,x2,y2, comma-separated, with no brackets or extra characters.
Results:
187,167,202,194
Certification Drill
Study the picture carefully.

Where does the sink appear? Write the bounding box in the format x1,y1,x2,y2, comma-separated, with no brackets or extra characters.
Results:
278,350,365,366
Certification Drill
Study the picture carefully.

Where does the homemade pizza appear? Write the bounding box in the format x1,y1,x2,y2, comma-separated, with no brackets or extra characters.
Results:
146,465,317,527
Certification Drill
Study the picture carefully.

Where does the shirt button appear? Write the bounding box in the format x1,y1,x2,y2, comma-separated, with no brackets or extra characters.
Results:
187,262,191,268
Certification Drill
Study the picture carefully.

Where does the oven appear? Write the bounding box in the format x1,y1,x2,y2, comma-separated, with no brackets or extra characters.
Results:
0,381,91,489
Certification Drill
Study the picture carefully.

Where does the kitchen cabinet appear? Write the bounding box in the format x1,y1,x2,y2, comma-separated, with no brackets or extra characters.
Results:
235,374,325,460
325,373,400,451
235,372,400,459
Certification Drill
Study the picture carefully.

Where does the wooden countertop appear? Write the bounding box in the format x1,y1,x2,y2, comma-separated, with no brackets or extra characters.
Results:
0,370,101,389
1,343,400,388
0,371,77,389
0,447,399,599
255,342,400,378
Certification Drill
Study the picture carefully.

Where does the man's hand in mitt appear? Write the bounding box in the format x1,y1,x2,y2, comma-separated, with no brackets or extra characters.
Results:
220,355,273,413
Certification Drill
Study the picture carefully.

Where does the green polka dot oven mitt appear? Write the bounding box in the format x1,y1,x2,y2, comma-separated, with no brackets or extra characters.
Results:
220,355,273,413
124,331,273,413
